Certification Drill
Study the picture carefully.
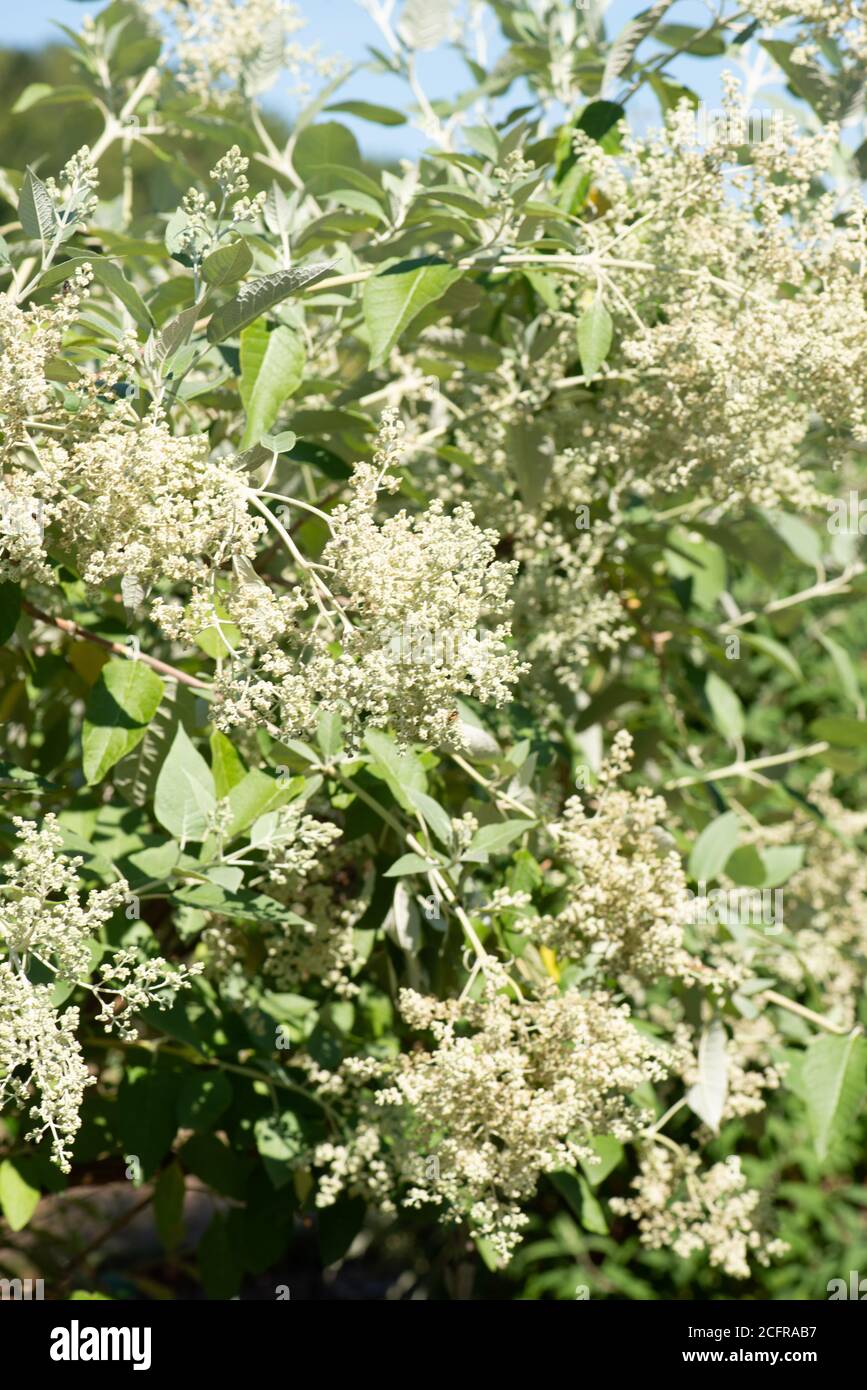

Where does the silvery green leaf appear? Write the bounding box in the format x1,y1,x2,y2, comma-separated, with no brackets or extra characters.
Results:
603,1,674,93
242,18,285,97
384,881,422,953
207,263,335,343
686,1018,729,1133
803,1031,867,1162
398,0,452,51
18,167,58,245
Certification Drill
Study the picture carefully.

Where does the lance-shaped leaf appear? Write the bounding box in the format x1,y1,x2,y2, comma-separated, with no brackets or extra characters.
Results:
206,262,334,343
576,298,613,378
803,1031,867,1162
603,1,674,93
686,1018,729,1133
363,256,464,368
239,319,305,447
462,819,531,863
39,254,153,329
18,166,58,245
688,810,740,883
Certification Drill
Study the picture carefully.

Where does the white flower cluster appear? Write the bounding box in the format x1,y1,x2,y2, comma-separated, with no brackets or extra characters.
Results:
541,732,698,982
610,1147,787,1280
306,966,673,1265
565,85,866,507
212,412,525,748
175,148,267,265
0,816,127,980
144,0,326,103
0,274,90,443
748,1,867,65
203,825,365,997
0,816,200,1170
0,966,92,1176
18,408,264,593
43,145,100,230
263,840,370,997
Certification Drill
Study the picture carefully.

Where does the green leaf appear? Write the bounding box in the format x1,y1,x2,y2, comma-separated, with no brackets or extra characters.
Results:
705,670,745,741
577,101,626,143
176,1071,232,1132
547,1168,607,1232
577,1174,608,1234
603,1,674,91
325,100,407,126
114,681,198,809
202,237,253,287
39,254,153,330
226,768,295,837
154,725,216,842
803,1032,867,1162
116,1061,180,1179
12,83,54,113
154,1162,185,1253
363,256,464,369
760,846,805,888
655,22,726,56
207,263,334,343
664,529,726,609
506,421,554,510
82,660,164,785
0,581,21,644
293,122,362,186
0,1159,40,1231
18,166,57,245
198,1213,242,1299
463,819,529,862
578,1135,624,1187
384,852,438,878
316,710,343,760
576,297,613,378
254,1112,304,1189
688,810,740,883
239,321,305,447
405,787,453,848
809,716,867,748
155,301,202,363
815,630,862,712
317,1195,367,1265
766,511,824,569
740,633,802,683
685,1018,728,1133
180,1134,249,1199
364,728,427,809
210,730,247,799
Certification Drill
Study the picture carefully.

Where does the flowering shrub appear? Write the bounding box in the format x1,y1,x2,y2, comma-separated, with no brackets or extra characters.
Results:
1,0,867,1301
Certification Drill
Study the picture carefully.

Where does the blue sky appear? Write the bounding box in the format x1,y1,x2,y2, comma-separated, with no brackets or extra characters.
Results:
8,1,732,158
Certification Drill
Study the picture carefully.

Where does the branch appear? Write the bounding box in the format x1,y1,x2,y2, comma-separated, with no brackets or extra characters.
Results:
22,601,210,690
664,741,830,790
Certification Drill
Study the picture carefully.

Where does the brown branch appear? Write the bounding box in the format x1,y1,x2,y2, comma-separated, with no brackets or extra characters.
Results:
57,1189,155,1292
21,601,210,690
